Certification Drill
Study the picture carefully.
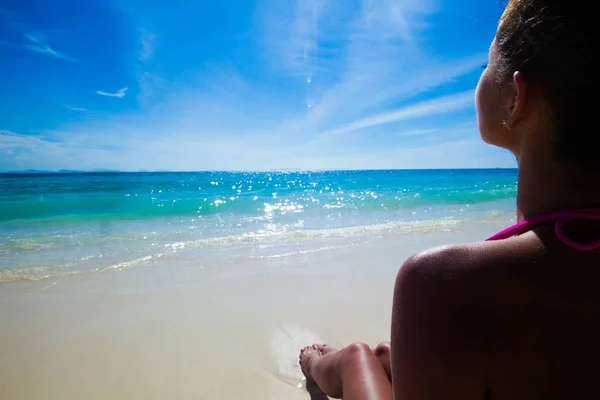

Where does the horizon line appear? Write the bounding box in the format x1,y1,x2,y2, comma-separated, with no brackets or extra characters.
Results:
1,167,518,174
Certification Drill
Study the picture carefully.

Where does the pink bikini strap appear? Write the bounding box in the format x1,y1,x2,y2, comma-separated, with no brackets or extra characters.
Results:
487,208,600,251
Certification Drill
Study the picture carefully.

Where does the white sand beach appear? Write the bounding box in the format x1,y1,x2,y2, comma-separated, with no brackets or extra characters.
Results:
0,221,507,400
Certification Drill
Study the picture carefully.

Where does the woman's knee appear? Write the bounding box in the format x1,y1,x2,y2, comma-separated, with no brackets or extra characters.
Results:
346,342,373,357
374,342,390,358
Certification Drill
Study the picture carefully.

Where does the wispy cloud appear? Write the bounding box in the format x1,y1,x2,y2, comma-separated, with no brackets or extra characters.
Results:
0,123,513,172
1,0,510,171
65,106,87,112
97,87,128,98
1,32,76,62
286,0,324,77
259,0,326,78
260,0,484,129
139,28,155,62
316,90,475,142
0,130,62,167
23,32,76,62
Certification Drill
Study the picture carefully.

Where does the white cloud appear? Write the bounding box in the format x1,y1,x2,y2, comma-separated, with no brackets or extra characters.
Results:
97,87,129,98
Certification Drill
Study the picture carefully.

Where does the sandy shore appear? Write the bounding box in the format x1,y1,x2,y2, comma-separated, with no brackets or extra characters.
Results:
0,221,506,400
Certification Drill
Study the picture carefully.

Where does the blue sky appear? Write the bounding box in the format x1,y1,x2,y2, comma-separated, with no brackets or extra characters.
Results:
0,0,513,171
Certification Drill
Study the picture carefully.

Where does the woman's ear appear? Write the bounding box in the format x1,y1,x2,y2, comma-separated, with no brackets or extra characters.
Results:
504,71,527,130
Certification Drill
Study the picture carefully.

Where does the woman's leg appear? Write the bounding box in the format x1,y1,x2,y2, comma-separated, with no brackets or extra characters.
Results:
299,343,393,400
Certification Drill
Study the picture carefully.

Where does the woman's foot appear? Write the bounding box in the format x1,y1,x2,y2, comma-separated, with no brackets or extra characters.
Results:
300,343,393,400
299,344,343,398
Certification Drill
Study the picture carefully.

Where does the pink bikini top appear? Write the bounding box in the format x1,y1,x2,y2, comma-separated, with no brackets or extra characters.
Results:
486,208,600,251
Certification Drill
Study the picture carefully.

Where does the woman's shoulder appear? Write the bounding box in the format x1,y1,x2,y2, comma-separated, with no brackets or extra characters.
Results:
396,240,508,285
396,234,544,287
393,239,540,341
395,243,485,302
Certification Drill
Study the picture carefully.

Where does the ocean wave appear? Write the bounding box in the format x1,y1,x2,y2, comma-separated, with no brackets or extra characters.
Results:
0,213,512,282
0,253,164,282
155,216,467,250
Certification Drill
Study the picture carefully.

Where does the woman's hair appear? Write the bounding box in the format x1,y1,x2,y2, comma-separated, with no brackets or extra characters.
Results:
496,0,595,167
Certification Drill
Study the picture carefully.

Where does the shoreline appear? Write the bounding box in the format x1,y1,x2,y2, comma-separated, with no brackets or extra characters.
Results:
1,210,514,283
0,220,508,399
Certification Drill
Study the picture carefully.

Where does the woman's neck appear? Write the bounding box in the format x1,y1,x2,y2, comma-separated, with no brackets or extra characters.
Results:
516,147,600,222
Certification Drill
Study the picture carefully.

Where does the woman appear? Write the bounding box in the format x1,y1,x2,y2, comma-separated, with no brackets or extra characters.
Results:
299,1,599,399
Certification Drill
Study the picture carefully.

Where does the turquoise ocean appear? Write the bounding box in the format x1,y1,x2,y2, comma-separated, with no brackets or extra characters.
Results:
0,170,518,281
